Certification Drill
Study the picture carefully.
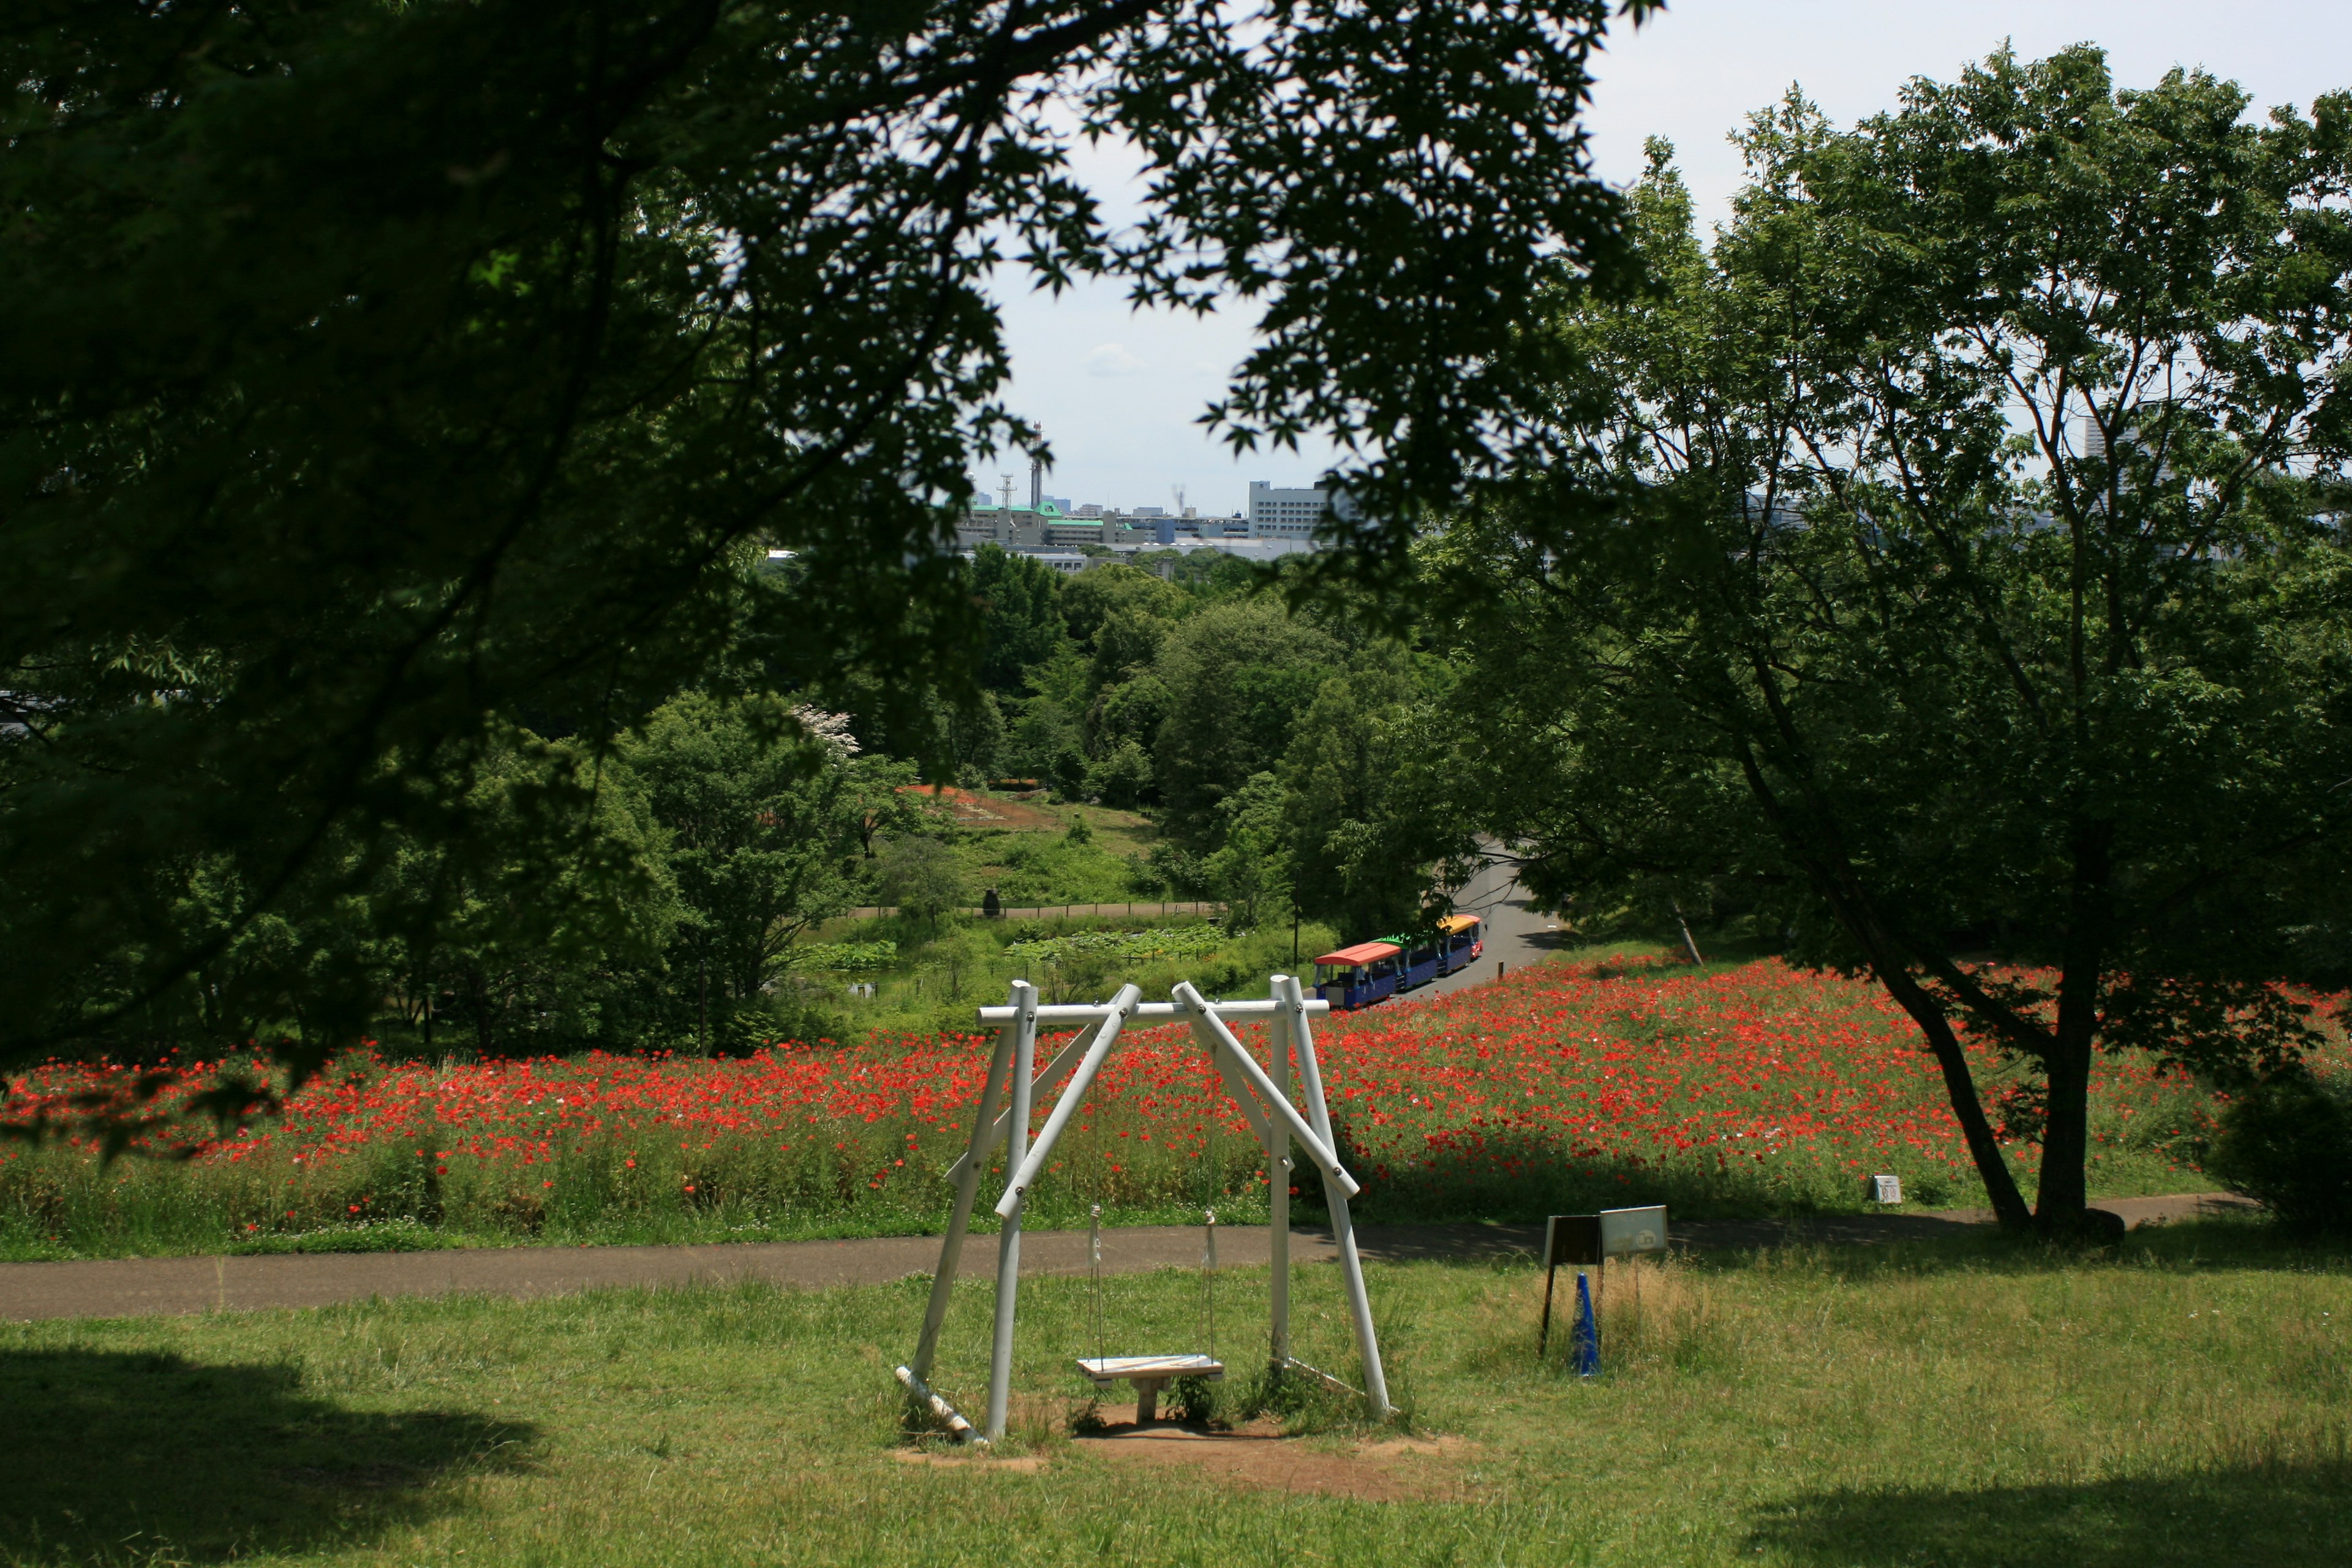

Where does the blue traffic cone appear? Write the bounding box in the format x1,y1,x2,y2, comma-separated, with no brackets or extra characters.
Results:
1571,1270,1600,1378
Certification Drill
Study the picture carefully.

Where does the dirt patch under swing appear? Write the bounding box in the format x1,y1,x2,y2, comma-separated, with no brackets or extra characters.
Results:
1074,1411,1475,1502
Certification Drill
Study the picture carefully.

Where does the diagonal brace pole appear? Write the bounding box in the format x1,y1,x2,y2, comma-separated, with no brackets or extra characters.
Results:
909,1004,1017,1387
1172,982,1359,1199
944,1026,1093,1186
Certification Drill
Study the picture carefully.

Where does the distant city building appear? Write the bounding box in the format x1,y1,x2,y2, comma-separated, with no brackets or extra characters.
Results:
951,483,1333,566
956,499,1149,553
1247,480,1325,540
1247,479,1356,540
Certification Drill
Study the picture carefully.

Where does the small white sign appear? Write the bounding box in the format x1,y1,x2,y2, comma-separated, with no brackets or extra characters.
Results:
1867,1174,1903,1204
1597,1204,1668,1258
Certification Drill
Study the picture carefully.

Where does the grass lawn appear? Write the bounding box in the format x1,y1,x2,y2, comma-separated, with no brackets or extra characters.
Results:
2,1218,2344,1566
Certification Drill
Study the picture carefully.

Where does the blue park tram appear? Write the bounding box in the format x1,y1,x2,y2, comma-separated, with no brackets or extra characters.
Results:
1311,916,1485,1010
1436,914,1485,974
1311,940,1403,1010
1378,931,1445,992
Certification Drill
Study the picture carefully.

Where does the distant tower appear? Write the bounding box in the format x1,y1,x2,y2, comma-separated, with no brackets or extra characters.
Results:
1030,453,1044,511
999,473,1014,510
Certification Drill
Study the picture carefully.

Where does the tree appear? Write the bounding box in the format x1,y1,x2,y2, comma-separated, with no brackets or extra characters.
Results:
1085,738,1157,810
386,737,682,1057
1428,51,2352,1233
621,695,868,1052
1281,663,1459,937
1153,602,1343,846
1,0,1650,1067
1061,564,1185,650
1202,773,1295,933
877,836,967,926
970,547,1069,696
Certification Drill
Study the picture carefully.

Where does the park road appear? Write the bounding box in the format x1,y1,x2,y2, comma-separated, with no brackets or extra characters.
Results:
1396,853,1563,1004
0,1194,2250,1322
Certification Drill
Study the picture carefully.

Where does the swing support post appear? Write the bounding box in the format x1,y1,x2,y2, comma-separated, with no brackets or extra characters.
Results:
992,985,1144,1218
908,1008,1016,1387
984,981,1039,1442
1267,979,1293,1367
903,975,1387,1441
1281,972,1393,1417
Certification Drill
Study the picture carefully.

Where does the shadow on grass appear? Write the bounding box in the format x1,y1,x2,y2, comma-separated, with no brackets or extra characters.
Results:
0,1348,532,1563
1748,1463,2352,1567
1686,1216,2352,1282
1333,1215,2351,1283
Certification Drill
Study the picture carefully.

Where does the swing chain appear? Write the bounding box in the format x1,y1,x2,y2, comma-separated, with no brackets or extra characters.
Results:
1088,1201,1104,1365
1202,1206,1218,1363
1201,1084,1220,1364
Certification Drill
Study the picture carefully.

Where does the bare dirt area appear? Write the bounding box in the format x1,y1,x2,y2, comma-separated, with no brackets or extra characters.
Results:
891,1449,1047,1474
899,784,1071,831
1072,1414,1474,1501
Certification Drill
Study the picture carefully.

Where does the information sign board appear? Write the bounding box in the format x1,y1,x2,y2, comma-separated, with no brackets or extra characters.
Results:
1599,1204,1668,1259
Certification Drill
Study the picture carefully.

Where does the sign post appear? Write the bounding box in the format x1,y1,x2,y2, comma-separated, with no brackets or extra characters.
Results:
1539,1214,1600,1357
1539,1205,1668,1360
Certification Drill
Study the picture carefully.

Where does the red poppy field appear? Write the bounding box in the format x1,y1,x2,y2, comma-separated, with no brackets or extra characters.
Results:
0,958,2328,1259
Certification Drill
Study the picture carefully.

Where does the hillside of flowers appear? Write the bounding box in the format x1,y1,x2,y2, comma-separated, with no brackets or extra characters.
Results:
1,958,2333,1259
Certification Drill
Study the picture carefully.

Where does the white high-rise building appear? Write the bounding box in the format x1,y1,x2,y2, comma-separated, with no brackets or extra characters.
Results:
1247,480,1344,540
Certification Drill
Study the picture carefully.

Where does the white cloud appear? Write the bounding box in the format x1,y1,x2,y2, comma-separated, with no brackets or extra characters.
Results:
1085,342,1147,377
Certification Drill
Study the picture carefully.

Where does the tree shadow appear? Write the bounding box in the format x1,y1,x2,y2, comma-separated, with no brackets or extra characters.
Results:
1747,1464,2352,1568
0,1348,533,1563
1685,1216,2352,1282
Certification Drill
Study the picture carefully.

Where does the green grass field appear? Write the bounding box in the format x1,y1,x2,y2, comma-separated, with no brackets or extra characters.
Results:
2,1218,2343,1566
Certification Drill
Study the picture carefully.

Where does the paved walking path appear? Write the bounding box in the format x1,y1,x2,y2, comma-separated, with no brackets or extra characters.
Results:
0,1193,2252,1323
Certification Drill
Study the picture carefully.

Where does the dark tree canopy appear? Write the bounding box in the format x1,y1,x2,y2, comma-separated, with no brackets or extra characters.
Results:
0,0,1649,1063
1428,48,2352,1231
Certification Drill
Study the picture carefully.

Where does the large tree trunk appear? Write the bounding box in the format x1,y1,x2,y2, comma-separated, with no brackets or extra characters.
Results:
1872,967,2035,1230
2038,1031,2095,1224
2037,821,2114,1232
1732,740,2035,1229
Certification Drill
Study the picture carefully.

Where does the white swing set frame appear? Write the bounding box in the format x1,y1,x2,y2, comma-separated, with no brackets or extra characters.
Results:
894,973,1392,1442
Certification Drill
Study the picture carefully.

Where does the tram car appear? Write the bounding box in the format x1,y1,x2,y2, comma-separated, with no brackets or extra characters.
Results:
1313,914,1491,1009
1436,913,1485,974
1310,939,1403,1010
1378,930,1445,992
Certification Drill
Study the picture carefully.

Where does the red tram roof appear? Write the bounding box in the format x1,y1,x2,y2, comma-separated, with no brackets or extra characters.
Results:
1313,940,1401,967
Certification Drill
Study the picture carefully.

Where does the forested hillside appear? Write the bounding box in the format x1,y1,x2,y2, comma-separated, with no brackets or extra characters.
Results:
40,546,1464,1065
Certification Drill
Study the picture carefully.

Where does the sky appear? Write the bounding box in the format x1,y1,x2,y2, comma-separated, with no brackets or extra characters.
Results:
982,1,2352,517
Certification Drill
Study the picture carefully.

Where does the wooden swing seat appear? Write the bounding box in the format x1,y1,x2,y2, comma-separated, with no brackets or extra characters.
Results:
1077,1354,1223,1422
1076,1353,1224,1384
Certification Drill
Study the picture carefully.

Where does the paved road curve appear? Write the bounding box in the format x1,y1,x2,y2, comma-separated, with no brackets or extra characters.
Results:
1398,853,1569,1005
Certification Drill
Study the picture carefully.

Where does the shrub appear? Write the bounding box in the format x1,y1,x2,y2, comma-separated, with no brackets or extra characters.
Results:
2206,1074,2352,1234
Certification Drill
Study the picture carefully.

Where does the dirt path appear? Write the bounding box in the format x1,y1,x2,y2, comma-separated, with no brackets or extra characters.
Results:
0,1194,2252,1324
847,901,1221,921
